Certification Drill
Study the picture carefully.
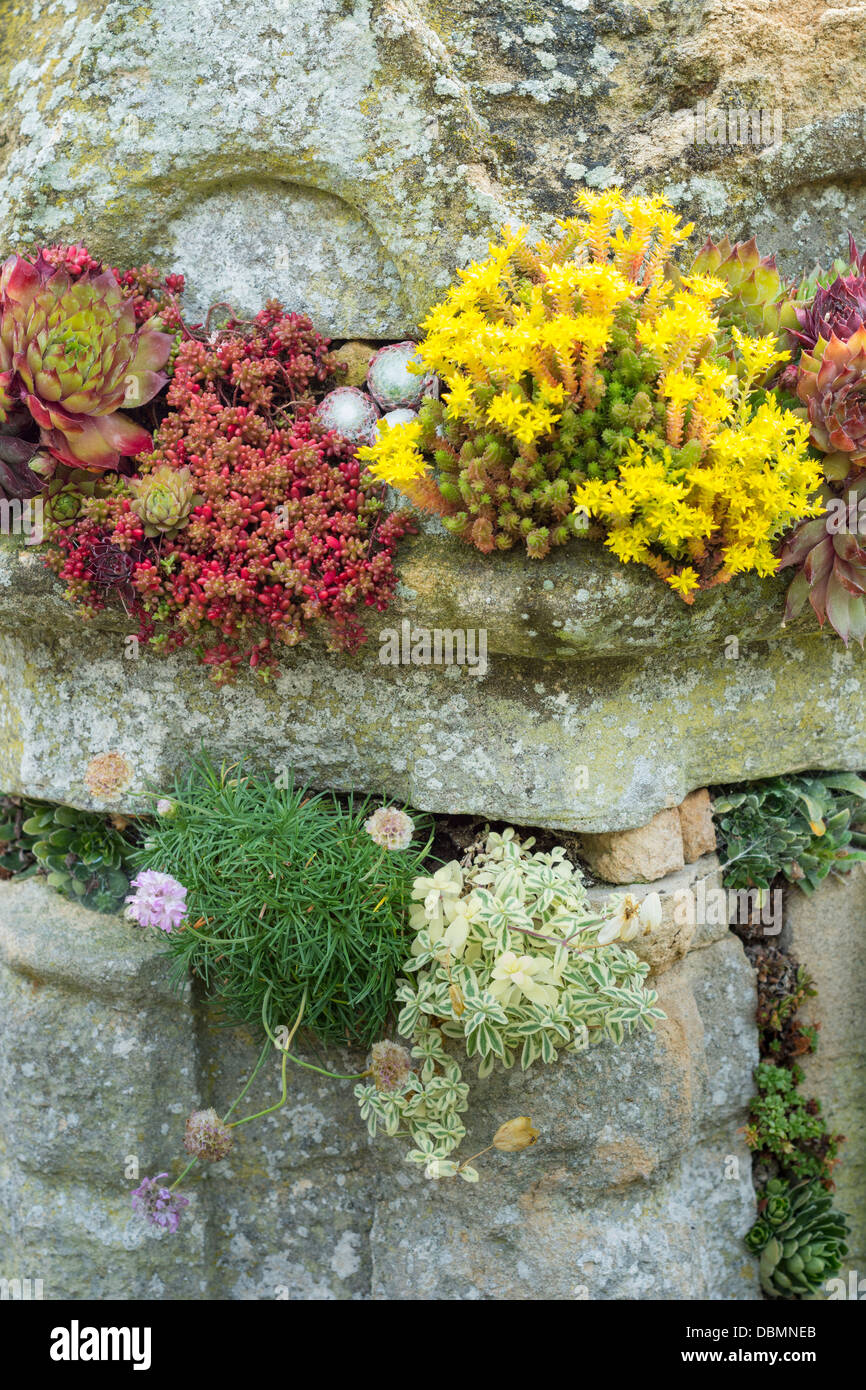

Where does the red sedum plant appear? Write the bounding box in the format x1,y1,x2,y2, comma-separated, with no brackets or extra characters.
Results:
46,301,412,682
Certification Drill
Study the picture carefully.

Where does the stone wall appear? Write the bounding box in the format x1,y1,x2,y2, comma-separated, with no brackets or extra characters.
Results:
0,864,760,1300
2,2,866,336
2,0,865,1303
3,535,866,836
783,865,866,1281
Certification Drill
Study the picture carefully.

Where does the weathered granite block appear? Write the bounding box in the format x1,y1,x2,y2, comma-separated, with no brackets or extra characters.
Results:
3,0,866,334
2,536,866,835
0,881,206,1299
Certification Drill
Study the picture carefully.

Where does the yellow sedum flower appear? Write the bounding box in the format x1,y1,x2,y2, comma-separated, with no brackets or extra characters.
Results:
358,188,821,580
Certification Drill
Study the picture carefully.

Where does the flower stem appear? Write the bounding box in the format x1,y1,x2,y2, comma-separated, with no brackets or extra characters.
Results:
228,987,308,1128
456,1144,494,1172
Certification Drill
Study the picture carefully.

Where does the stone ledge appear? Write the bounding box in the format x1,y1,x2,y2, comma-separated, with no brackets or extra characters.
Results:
0,531,827,661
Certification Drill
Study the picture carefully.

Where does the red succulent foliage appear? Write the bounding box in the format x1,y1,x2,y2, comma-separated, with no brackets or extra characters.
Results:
45,304,412,682
37,244,185,331
39,243,103,278
112,263,186,332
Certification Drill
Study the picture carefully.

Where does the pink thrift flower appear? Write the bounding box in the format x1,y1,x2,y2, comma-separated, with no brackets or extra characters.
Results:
131,1173,189,1233
125,870,188,933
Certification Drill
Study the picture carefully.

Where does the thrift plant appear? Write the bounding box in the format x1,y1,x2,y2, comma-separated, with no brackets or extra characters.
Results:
355,827,665,1179
134,756,433,1045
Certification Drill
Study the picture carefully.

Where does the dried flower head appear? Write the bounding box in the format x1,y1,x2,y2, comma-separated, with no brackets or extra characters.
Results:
125,869,188,933
364,806,415,851
84,752,134,800
183,1108,234,1162
369,1040,413,1092
130,1173,189,1233
493,1117,539,1152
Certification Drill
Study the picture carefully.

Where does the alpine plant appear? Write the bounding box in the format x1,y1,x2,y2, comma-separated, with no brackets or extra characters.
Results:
690,235,801,363
359,191,822,598
0,250,173,470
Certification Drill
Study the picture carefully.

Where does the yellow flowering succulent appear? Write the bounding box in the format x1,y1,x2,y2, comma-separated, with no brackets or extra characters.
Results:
359,191,703,557
573,323,823,597
358,188,821,588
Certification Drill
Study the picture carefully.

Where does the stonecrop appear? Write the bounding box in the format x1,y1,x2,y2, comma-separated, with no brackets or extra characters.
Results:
573,330,822,596
359,190,822,594
45,302,412,682
355,827,665,1179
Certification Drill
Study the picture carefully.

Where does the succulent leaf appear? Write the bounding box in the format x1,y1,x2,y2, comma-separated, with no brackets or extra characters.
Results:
747,1180,849,1299
0,253,172,470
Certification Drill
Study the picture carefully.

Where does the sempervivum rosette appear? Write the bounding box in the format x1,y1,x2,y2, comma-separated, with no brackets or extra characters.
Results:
745,1178,849,1299
0,251,173,469
778,476,866,647
796,327,866,478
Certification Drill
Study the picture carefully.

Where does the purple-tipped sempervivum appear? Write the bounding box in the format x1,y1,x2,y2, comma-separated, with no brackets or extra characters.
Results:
790,271,866,353
796,328,866,477
778,477,866,647
0,252,173,470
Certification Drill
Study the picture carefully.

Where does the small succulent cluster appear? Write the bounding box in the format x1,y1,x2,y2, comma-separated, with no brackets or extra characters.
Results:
0,795,39,879
745,1061,844,1185
0,796,139,912
110,261,186,333
691,236,801,364
127,464,202,537
359,192,821,590
746,1178,849,1299
714,771,866,895
721,776,854,1298
700,232,866,643
355,826,665,1178
314,340,438,446
44,301,413,681
751,945,818,1063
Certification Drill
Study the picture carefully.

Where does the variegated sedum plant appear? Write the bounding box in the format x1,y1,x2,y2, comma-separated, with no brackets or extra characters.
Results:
354,828,666,1181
